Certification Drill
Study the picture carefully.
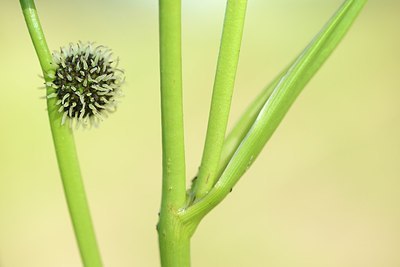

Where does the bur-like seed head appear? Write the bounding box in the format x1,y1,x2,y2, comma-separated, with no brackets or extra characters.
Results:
47,42,124,127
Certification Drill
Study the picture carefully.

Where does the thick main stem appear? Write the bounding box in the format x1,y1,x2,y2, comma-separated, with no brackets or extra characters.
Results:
158,214,192,267
20,1,102,266
158,0,189,266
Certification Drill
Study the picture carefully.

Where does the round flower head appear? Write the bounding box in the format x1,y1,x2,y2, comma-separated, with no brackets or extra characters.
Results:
47,42,124,127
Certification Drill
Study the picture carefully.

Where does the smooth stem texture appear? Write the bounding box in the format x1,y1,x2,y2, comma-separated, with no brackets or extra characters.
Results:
158,0,190,266
192,0,248,201
20,1,102,266
182,0,367,222
217,70,287,178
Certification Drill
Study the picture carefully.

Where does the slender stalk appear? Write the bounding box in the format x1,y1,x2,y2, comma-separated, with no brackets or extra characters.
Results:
182,0,368,222
20,1,102,266
191,0,248,201
157,0,189,266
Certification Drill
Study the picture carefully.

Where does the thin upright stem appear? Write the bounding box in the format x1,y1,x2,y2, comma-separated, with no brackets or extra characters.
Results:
20,1,102,266
158,0,190,266
191,0,248,201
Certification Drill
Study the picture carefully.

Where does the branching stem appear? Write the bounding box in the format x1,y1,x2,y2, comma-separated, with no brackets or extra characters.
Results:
182,0,368,222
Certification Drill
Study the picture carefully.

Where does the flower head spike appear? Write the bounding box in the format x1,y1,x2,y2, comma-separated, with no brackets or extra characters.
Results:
47,42,124,127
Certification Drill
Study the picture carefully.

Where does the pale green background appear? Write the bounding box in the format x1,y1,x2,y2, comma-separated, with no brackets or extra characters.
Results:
0,0,399,266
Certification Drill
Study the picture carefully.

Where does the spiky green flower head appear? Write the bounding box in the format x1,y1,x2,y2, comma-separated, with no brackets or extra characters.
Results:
47,42,124,127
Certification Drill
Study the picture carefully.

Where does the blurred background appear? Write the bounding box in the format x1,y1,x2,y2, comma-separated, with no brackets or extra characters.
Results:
0,0,399,266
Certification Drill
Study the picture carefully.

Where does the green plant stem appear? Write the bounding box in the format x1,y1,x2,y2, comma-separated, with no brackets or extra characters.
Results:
217,70,287,178
157,0,190,266
191,0,248,201
20,1,102,266
182,0,368,222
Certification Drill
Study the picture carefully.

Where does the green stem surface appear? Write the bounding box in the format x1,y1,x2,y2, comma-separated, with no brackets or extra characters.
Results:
217,70,287,178
157,0,190,266
182,0,368,222
20,1,102,266
191,0,248,201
